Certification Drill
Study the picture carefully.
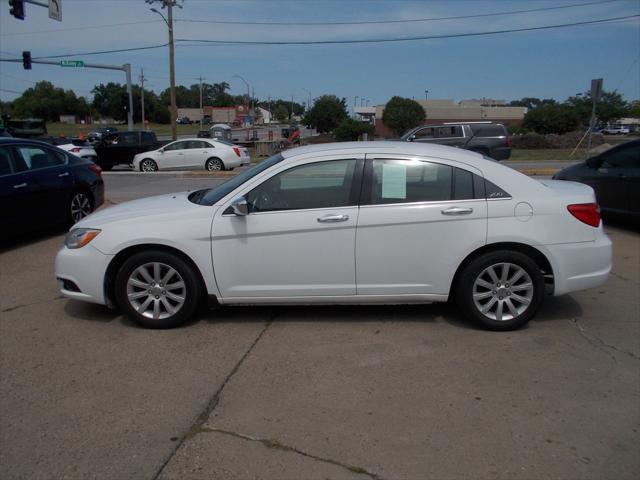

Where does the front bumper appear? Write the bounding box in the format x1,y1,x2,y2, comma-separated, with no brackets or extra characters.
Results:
545,230,612,296
55,244,113,305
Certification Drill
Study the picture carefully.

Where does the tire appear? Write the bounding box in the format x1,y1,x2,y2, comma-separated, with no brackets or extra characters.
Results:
205,157,224,171
100,164,113,171
140,159,158,172
114,251,202,329
455,251,544,331
69,190,94,224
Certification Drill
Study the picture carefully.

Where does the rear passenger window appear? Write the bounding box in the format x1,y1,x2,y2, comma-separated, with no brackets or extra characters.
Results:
369,159,452,204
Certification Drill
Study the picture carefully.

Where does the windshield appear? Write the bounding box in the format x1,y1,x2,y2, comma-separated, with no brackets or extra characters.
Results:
190,153,284,206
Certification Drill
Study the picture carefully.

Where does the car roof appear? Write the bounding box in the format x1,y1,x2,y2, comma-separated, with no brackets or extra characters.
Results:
0,137,60,147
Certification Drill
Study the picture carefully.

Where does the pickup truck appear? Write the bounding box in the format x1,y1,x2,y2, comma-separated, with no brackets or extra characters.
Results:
94,131,161,170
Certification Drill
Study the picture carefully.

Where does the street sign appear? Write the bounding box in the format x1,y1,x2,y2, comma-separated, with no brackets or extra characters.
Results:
60,60,84,67
49,0,62,21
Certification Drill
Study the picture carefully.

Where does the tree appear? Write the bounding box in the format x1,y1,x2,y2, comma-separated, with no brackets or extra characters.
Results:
274,104,289,123
521,103,580,134
12,81,89,121
565,90,629,124
382,96,425,136
509,97,556,109
334,118,374,141
628,100,640,118
302,95,348,133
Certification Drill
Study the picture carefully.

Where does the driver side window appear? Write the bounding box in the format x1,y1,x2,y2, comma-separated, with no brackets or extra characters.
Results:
246,159,356,213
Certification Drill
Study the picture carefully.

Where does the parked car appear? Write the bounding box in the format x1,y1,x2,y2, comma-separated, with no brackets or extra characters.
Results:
400,122,511,160
42,137,98,162
601,126,630,135
4,118,47,138
87,127,118,143
553,139,639,220
0,138,104,235
132,138,250,172
94,131,160,170
55,141,611,331
177,117,193,125
197,130,212,138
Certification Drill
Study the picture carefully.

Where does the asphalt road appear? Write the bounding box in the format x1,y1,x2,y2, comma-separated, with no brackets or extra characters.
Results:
1,176,639,480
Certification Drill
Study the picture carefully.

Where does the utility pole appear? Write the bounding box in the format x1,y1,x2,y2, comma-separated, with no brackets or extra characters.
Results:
290,95,294,122
199,75,203,128
140,68,146,129
124,64,134,131
149,0,180,140
354,96,358,117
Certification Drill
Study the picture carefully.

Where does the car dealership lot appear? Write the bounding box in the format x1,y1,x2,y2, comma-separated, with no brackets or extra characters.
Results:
1,175,639,480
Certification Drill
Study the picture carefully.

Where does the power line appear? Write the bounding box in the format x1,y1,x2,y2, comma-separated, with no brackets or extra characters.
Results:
30,43,169,60
176,0,624,26
0,20,163,37
175,14,640,46
0,88,23,94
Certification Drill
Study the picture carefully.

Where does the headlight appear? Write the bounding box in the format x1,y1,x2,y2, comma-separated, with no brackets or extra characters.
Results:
65,228,101,249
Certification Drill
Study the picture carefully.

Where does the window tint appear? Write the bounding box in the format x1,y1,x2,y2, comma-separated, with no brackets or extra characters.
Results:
453,168,474,200
164,141,188,151
15,146,65,170
438,126,464,138
187,140,208,149
116,133,138,145
141,132,156,142
414,127,435,140
369,159,452,204
469,124,506,137
247,159,356,212
601,144,640,168
0,146,14,176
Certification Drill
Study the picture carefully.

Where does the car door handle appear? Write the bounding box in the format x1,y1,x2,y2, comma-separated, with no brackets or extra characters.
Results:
441,207,473,215
317,214,349,223
58,172,70,178
13,183,28,189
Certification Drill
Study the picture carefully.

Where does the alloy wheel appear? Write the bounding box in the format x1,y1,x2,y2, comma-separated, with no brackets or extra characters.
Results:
126,262,186,320
472,262,534,322
70,192,92,223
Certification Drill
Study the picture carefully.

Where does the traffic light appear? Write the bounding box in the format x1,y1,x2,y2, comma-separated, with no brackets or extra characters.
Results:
22,51,31,70
121,93,129,112
9,0,25,20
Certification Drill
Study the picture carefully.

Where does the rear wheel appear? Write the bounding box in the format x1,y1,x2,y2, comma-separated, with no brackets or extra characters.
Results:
114,251,202,329
456,251,544,331
69,190,94,224
205,157,224,171
140,159,158,172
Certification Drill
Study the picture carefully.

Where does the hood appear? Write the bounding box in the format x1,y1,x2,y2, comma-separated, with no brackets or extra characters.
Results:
74,191,202,228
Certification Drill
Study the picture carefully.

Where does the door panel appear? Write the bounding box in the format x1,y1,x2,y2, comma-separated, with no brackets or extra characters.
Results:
211,156,364,299
356,156,487,295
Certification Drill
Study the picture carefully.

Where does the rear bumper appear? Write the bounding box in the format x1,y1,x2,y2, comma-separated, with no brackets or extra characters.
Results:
545,231,612,296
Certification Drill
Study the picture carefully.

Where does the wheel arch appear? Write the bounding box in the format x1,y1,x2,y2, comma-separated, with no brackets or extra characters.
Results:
139,158,157,171
103,243,208,308
449,242,554,297
206,156,225,170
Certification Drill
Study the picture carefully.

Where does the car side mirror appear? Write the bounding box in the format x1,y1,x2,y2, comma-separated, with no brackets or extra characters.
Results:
409,135,416,142
230,196,249,216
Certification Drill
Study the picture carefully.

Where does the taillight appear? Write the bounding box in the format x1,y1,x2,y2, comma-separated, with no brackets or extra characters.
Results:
71,147,82,153
506,136,512,148
567,203,600,227
233,147,241,157
88,163,102,177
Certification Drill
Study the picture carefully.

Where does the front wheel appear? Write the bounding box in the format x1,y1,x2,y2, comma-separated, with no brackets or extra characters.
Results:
140,159,158,172
114,251,202,329
455,251,544,331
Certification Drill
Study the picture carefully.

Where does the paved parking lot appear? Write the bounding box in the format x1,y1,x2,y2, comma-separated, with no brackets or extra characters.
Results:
1,179,639,480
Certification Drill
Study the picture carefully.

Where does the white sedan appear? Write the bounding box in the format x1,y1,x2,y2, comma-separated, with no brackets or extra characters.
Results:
55,142,611,331
132,138,250,172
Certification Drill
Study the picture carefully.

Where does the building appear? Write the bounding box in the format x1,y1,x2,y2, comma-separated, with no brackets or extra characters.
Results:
373,99,527,137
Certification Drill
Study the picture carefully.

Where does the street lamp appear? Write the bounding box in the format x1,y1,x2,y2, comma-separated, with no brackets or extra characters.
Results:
233,74,251,111
148,1,180,141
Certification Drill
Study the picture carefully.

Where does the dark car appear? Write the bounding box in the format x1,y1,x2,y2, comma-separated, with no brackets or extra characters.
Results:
87,127,118,143
197,129,212,138
553,139,640,220
0,138,104,236
400,122,511,160
94,131,160,170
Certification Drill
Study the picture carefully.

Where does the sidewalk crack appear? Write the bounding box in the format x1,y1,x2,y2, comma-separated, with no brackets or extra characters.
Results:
205,427,386,480
152,316,274,480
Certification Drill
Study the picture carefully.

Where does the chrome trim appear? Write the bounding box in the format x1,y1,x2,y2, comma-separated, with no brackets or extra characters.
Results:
441,207,473,215
13,182,27,189
317,214,349,223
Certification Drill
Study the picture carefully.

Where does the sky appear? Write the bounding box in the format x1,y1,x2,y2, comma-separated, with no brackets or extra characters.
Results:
0,0,639,109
